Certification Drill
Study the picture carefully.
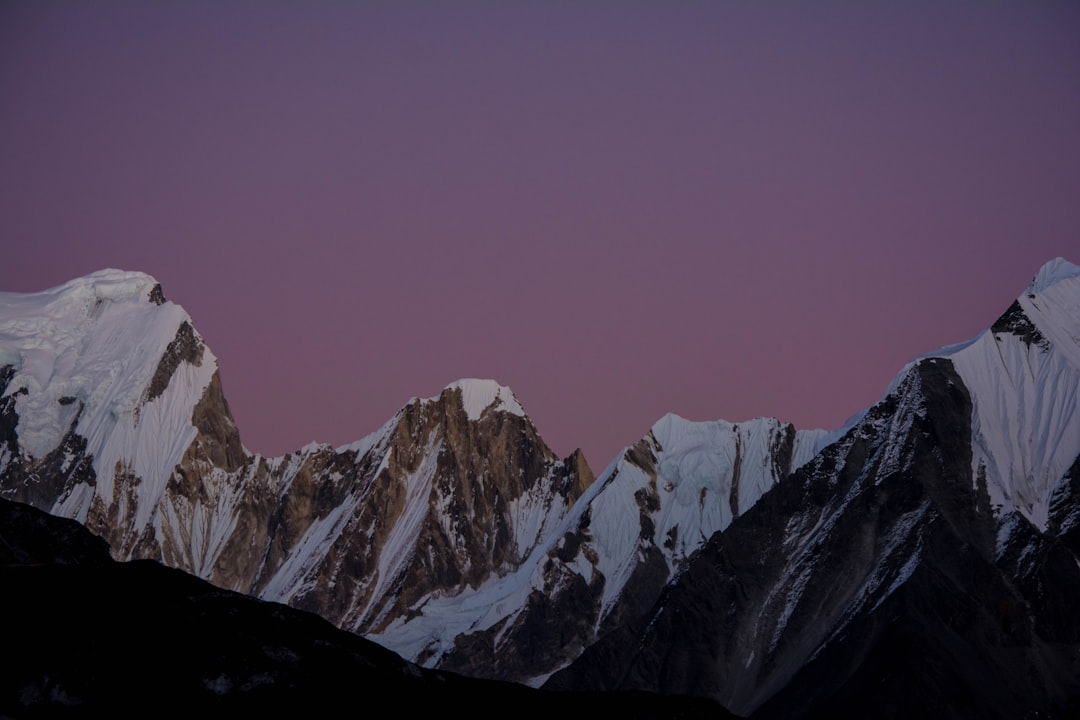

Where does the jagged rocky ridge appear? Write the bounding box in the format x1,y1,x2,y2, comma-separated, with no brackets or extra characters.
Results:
2,259,1079,716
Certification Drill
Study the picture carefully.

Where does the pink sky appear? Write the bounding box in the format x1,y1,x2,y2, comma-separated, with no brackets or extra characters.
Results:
2,2,1078,470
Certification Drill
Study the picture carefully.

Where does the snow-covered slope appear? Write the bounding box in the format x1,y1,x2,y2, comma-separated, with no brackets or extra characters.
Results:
0,271,220,542
930,259,1080,530
859,258,1080,534
586,414,828,605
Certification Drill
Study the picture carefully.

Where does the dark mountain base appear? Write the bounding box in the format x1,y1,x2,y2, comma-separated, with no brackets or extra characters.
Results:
0,498,732,719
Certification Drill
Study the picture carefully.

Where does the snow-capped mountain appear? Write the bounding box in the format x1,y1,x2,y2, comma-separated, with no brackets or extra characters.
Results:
0,272,591,651
2,259,1079,717
0,268,830,686
547,260,1080,718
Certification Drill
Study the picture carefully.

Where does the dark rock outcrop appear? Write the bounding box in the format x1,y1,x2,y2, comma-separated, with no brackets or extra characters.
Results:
547,359,1080,719
145,320,203,403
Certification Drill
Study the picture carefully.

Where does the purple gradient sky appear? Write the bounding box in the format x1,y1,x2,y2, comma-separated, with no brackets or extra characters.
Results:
2,2,1078,469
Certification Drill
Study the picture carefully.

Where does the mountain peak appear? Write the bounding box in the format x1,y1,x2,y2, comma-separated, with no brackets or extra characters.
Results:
439,379,525,421
1028,257,1080,294
0,270,169,326
54,269,163,305
0,268,216,494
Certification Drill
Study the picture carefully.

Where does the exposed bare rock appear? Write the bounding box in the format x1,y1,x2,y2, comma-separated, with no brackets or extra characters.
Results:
146,320,203,403
0,366,97,511
991,299,1048,350
148,282,166,305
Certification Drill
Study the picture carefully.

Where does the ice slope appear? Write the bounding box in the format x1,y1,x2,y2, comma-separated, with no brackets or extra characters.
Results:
0,270,218,527
905,258,1080,529
582,415,829,619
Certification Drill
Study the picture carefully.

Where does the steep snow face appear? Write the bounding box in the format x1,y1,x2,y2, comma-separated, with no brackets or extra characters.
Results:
584,415,829,615
438,379,525,421
0,270,218,527
649,413,829,533
918,258,1080,530
1030,256,1080,294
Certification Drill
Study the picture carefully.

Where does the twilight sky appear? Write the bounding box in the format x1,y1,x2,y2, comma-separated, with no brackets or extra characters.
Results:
2,1,1078,470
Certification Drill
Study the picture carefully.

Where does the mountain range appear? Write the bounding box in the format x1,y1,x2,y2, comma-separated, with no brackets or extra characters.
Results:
2,258,1078,717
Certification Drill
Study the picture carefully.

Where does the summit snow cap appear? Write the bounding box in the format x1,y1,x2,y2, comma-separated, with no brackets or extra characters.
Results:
1028,257,1080,294
0,269,164,318
0,269,220,526
440,379,525,421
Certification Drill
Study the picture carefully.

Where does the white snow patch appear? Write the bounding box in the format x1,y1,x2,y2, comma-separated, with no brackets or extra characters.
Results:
439,379,525,421
1029,257,1080,294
